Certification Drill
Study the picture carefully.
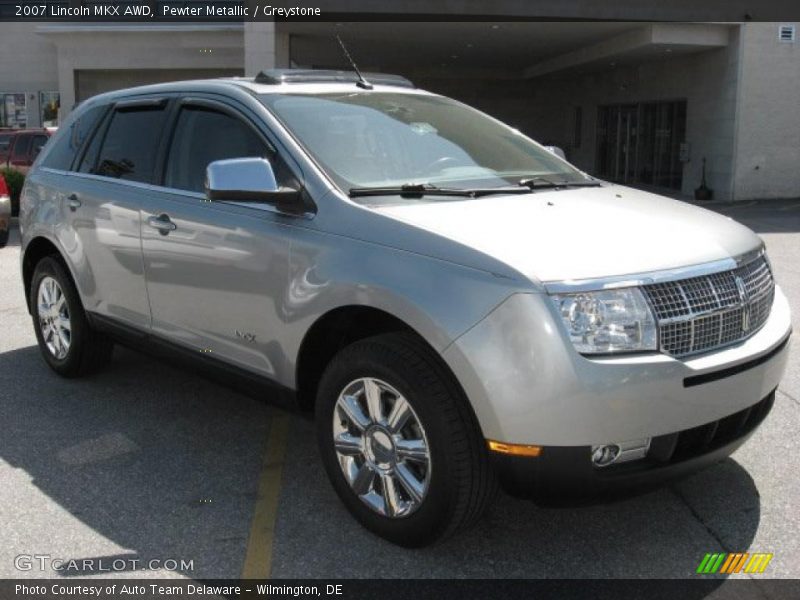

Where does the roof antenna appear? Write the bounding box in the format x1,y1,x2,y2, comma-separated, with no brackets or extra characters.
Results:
335,34,373,90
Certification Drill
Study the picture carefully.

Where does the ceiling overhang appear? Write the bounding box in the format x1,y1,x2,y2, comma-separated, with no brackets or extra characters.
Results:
523,23,731,78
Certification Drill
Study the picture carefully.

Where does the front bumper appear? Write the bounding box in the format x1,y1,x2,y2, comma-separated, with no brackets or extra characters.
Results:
443,287,791,446
493,390,775,502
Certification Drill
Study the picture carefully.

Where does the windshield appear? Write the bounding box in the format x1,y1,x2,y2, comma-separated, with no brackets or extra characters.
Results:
259,92,591,197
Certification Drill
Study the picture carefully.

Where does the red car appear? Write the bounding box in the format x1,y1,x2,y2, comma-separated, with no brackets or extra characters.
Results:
2,128,52,175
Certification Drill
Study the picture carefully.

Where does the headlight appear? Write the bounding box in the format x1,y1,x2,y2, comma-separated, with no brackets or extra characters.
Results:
550,288,657,354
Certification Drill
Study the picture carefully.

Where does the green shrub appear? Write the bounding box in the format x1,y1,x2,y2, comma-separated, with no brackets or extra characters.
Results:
0,168,25,216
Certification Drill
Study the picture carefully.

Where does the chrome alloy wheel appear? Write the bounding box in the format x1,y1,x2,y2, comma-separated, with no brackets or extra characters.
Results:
332,377,431,518
37,276,71,360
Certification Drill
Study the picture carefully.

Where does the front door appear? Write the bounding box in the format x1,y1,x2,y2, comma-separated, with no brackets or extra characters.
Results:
139,98,300,378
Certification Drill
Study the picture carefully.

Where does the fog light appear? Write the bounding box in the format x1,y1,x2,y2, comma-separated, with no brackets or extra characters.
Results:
591,438,651,468
591,444,620,467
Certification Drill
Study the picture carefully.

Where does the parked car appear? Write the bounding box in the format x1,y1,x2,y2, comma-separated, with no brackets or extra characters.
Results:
19,71,791,547
4,128,51,175
0,173,9,247
0,129,15,165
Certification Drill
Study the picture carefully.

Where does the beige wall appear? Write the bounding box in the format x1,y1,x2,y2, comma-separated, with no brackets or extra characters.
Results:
244,22,288,75
0,22,283,124
733,23,800,200
0,23,59,127
39,25,245,119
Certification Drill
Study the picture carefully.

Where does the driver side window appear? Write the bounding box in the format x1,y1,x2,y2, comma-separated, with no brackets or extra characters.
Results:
164,105,292,194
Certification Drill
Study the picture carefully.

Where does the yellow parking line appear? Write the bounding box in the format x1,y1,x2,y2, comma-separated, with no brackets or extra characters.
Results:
241,410,291,579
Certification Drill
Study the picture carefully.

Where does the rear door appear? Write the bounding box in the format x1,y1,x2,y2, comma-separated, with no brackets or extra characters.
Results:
139,96,302,377
59,97,172,330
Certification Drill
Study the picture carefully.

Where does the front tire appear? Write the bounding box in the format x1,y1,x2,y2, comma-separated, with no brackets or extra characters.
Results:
316,332,496,547
31,256,114,377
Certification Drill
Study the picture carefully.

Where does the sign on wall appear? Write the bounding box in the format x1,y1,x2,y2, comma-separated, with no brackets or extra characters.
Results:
1,93,27,127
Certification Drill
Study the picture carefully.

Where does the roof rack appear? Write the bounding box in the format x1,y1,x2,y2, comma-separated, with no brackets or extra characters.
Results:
253,69,415,89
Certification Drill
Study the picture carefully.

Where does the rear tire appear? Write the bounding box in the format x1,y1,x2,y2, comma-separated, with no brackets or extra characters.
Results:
316,332,496,547
0,226,8,248
31,256,114,377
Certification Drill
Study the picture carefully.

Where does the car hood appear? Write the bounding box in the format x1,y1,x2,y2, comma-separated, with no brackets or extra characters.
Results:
369,184,762,283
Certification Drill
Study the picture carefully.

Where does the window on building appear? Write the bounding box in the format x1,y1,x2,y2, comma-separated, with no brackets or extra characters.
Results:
43,104,108,171
1,93,27,128
40,92,60,127
92,105,168,183
779,25,796,42
164,106,283,193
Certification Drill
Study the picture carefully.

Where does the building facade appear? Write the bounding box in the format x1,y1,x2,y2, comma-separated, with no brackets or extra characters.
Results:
0,19,797,201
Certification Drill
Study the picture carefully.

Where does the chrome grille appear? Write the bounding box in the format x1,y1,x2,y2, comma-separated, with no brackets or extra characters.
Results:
643,255,775,357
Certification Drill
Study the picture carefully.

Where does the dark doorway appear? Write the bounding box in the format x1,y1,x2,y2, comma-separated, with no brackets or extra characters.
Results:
596,104,638,184
596,100,687,190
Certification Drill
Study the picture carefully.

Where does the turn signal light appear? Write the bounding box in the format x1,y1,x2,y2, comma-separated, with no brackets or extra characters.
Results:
487,440,543,457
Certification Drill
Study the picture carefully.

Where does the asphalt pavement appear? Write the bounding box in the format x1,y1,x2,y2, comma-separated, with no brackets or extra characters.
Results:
0,198,798,582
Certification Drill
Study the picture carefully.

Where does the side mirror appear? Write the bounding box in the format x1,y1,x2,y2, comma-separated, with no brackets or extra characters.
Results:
543,145,567,160
205,157,305,214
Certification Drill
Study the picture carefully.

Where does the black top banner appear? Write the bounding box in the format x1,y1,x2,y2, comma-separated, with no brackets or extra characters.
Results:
2,0,800,22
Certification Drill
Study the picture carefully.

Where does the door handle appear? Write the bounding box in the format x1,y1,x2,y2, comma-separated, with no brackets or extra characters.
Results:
67,194,81,211
147,213,177,235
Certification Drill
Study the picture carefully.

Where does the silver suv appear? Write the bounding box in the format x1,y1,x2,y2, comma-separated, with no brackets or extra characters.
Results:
20,70,791,547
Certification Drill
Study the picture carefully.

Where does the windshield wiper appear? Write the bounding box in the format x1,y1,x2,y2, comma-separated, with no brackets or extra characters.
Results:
349,183,532,199
519,176,602,190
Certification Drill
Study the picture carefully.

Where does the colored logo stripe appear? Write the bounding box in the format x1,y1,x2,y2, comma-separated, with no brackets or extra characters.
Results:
697,552,773,574
745,553,774,573
696,554,713,573
720,553,738,573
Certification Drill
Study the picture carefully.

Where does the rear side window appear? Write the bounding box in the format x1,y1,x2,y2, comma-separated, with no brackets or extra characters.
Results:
164,106,273,193
78,127,104,174
93,106,168,184
41,105,106,171
0,133,12,154
11,135,32,160
31,135,49,157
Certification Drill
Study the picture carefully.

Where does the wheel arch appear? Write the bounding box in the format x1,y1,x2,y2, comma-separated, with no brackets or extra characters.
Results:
294,305,473,418
22,236,71,313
